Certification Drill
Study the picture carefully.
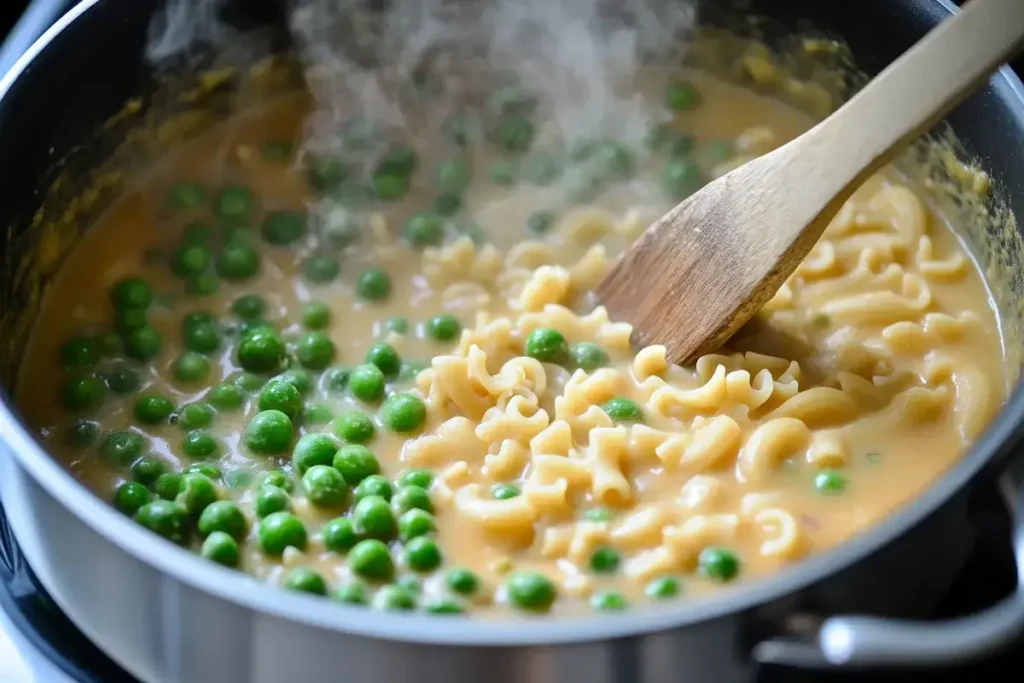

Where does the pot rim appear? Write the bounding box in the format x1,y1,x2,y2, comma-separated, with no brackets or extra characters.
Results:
3,0,1024,648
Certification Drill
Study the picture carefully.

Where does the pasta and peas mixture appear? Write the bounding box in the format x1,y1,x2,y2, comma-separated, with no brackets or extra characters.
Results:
18,73,1005,616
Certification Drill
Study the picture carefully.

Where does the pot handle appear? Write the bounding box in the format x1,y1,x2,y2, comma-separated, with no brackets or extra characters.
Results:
754,454,1024,668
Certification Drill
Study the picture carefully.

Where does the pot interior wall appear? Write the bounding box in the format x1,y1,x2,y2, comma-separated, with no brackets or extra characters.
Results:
0,0,1021,424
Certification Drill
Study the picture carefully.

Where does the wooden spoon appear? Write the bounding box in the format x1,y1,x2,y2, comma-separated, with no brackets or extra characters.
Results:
596,0,1024,365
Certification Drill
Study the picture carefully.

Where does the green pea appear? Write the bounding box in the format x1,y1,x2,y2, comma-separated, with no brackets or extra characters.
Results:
445,568,479,596
258,511,308,555
285,567,327,595
378,395,426,435
258,469,293,492
703,139,734,164
661,158,702,200
381,316,408,335
133,500,188,544
404,213,444,248
815,469,847,495
124,326,162,362
302,301,331,329
491,482,520,500
524,328,568,362
489,83,537,115
301,465,348,508
506,571,556,612
306,156,349,192
572,343,609,372
292,433,338,475
110,277,153,310
61,375,105,412
372,584,415,611
175,473,218,515
527,210,555,235
392,485,432,514
348,539,395,580
172,244,210,277
355,475,393,502
184,463,221,480
398,470,432,489
178,402,216,430
262,210,307,245
665,81,700,111
305,255,340,284
589,546,620,573
197,500,247,539
455,220,486,244
397,508,435,542
232,294,266,321
215,241,260,280
492,115,535,153
64,420,100,448
223,470,253,490
378,146,418,176
362,344,398,377
591,590,627,611
645,576,682,599
322,516,359,554
155,473,184,501
602,397,642,423
167,180,205,209
668,133,696,158
183,221,214,244
278,368,314,396
303,403,333,425
101,364,140,394
236,327,286,373
593,142,633,179
320,366,351,394
351,495,396,540
425,314,460,342
333,411,376,444
186,272,220,297
114,482,152,516
173,352,211,383
202,531,240,567
425,598,464,614
488,158,518,185
582,507,613,522
258,379,302,419
100,431,144,466
115,307,147,335
372,170,410,201
182,321,221,355
296,331,336,370
208,382,245,410
334,580,369,605
333,444,381,485
357,268,391,301
245,410,293,454
348,364,386,403
565,173,602,204
215,185,254,224
234,372,265,393
255,484,291,518
404,536,442,572
60,336,98,370
130,455,167,486
524,153,562,186
698,547,740,582
181,430,219,459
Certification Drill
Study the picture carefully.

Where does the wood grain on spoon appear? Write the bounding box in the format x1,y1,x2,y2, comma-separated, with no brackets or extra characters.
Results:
596,0,1024,365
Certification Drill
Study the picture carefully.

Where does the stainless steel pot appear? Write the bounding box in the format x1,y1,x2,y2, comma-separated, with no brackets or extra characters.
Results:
2,1,1024,681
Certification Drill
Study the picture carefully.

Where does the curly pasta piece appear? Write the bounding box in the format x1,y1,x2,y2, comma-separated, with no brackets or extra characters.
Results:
476,395,550,445
679,415,742,470
768,387,859,428
633,345,669,381
514,265,570,312
755,508,803,559
401,417,487,468
454,484,535,532
586,427,632,506
738,418,811,482
483,439,530,480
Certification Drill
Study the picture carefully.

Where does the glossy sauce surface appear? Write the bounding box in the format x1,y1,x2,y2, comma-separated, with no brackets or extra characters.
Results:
18,74,1006,615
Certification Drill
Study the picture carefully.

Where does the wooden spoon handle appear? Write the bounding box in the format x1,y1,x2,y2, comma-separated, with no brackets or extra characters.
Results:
802,0,1024,194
